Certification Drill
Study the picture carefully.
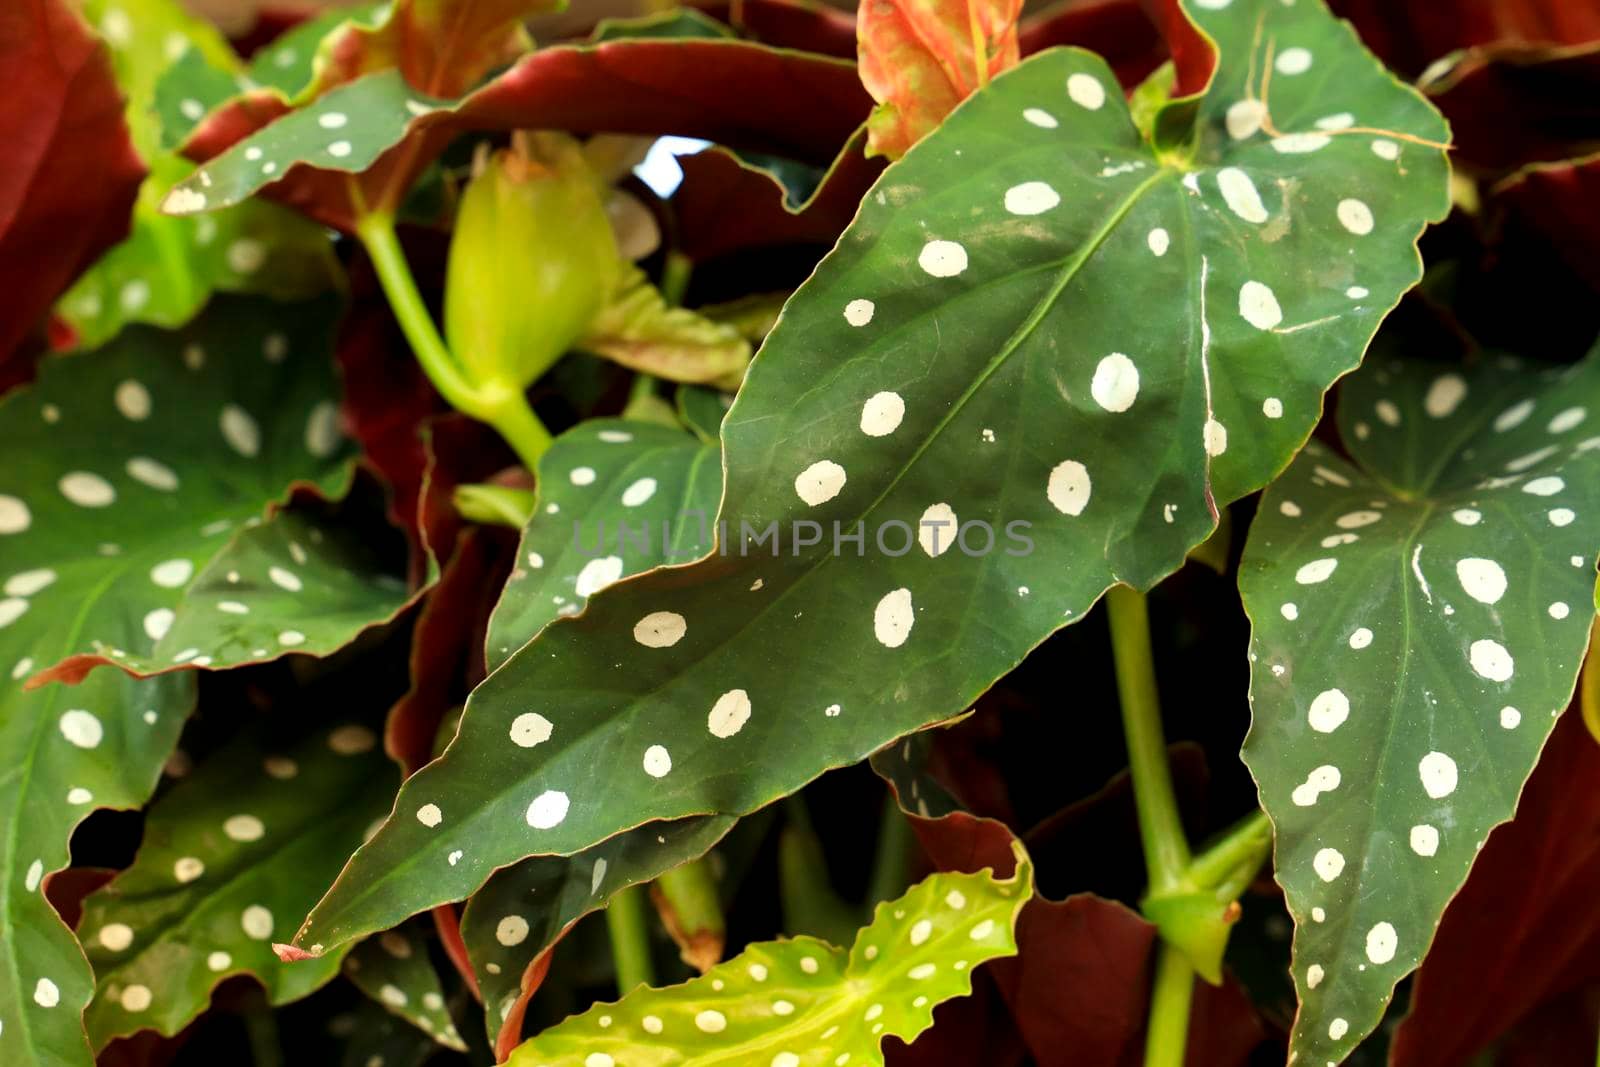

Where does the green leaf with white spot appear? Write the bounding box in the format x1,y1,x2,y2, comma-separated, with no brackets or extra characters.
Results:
345,927,467,1051
0,668,192,1066
84,0,239,159
506,844,1031,1066
461,815,736,1046
485,420,720,668
246,5,387,99
292,0,1451,953
163,68,454,217
0,293,374,1066
119,507,411,674
60,0,340,347
469,419,727,1045
5,294,410,688
1240,347,1600,1061
76,717,397,1047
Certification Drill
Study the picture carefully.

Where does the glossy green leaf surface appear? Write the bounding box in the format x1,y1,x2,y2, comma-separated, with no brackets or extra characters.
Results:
76,719,396,1046
293,0,1450,951
0,669,190,1065
485,420,720,668
0,294,370,1065
470,419,728,1046
345,927,466,1050
10,295,412,687
160,68,452,217
507,845,1032,1066
1241,349,1600,1061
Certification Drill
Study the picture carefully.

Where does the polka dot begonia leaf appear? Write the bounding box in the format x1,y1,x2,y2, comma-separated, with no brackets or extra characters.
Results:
76,719,398,1047
344,925,467,1052
9,294,414,690
461,815,735,1051
0,293,401,1066
159,35,867,227
0,668,191,1065
486,419,721,668
1240,347,1600,1062
473,417,728,1049
505,843,1032,1067
289,0,1452,957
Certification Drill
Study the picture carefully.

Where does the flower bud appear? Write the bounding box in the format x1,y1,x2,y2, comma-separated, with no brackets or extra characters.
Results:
445,132,621,392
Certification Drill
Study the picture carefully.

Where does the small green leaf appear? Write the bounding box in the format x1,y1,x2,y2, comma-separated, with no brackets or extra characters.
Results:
247,5,386,98
345,926,467,1051
506,844,1033,1066
294,0,1451,953
76,718,397,1046
1241,348,1600,1060
484,420,720,668
579,267,752,389
130,507,410,673
83,0,240,159
676,385,734,444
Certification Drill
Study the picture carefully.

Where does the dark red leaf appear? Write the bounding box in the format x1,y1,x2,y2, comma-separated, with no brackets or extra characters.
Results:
1389,710,1600,1067
1490,985,1600,1067
1330,0,1600,78
1494,154,1600,293
0,0,144,364
41,866,115,930
884,765,1265,1067
675,131,885,264
1136,0,1213,98
1428,43,1600,170
697,0,859,58
385,526,513,773
1018,0,1166,89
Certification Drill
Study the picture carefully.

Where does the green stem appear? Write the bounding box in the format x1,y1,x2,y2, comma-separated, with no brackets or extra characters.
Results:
778,797,858,945
653,859,726,970
1107,583,1198,1067
239,988,282,1067
1144,941,1195,1067
660,249,694,307
865,792,915,909
605,885,655,994
354,210,553,471
627,370,658,408
1106,584,1190,892
1187,809,1272,892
